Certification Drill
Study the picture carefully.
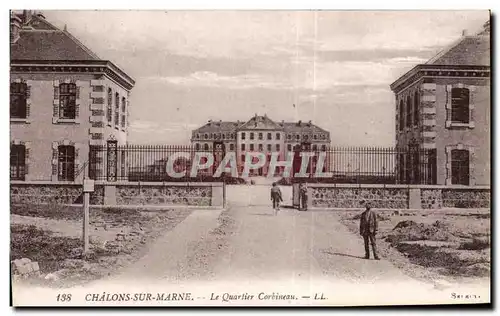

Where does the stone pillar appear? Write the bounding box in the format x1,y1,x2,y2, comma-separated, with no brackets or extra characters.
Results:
104,185,116,206
409,188,422,209
307,187,313,209
211,184,224,207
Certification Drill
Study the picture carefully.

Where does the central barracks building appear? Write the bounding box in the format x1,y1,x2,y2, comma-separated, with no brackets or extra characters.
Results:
191,114,331,177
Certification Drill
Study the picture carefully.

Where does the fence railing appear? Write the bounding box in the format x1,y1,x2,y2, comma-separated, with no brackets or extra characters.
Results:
88,144,437,185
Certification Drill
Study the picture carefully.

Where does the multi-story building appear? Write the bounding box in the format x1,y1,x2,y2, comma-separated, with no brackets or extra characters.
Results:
191,114,331,176
10,11,135,182
390,21,490,186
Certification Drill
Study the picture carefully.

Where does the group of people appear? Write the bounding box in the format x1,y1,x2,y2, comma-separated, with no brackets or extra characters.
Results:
269,182,308,215
269,182,380,260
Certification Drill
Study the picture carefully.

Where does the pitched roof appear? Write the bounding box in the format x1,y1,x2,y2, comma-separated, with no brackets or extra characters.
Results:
11,13,100,61
192,115,330,135
194,121,241,133
239,115,282,130
426,34,490,66
282,122,329,134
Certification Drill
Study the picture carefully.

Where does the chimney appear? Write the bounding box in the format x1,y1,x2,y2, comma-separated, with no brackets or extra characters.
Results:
308,120,312,126
22,10,33,24
462,29,468,36
281,120,284,126
35,11,45,19
10,13,22,43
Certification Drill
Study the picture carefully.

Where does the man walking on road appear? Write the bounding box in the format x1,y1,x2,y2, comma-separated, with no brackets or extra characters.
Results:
359,203,380,260
270,182,283,215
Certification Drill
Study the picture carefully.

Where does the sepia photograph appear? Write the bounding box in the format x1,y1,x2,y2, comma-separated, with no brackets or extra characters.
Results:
8,9,491,307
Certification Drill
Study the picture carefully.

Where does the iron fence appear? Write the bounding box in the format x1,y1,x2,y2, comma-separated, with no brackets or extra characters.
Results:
88,144,437,184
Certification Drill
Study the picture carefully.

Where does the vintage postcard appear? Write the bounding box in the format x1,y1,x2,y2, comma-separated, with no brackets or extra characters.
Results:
9,10,491,307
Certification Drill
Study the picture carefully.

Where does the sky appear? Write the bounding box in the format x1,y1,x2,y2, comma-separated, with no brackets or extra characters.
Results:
43,10,489,146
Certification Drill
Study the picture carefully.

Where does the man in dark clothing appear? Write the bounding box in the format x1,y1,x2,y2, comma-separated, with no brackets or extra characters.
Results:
299,182,308,211
359,203,380,260
270,182,283,215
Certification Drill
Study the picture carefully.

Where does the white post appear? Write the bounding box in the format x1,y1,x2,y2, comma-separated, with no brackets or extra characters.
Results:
83,191,90,253
83,179,95,254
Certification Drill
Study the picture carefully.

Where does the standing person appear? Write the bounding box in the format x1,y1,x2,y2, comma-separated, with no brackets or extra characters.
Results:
359,203,380,260
299,182,308,211
270,182,283,215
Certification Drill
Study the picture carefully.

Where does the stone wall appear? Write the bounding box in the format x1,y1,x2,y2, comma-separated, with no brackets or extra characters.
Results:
441,188,490,208
311,186,408,209
308,184,490,209
10,181,222,207
115,184,212,206
10,182,100,205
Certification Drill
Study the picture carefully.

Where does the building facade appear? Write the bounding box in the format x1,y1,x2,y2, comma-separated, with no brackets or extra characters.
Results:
390,21,490,186
10,11,135,182
191,114,331,176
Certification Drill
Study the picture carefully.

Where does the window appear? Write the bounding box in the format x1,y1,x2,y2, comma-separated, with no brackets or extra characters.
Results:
304,135,309,141
59,83,76,119
406,96,412,128
230,144,235,151
259,133,263,140
287,134,291,140
114,93,120,125
121,97,126,112
10,82,27,119
413,91,419,126
312,145,317,151
222,134,225,140
314,134,318,140
241,155,245,162
276,144,280,151
321,145,326,151
296,134,300,140
204,143,209,150
451,88,470,123
241,132,246,140
267,133,272,140
204,133,208,139
250,144,254,151
107,88,113,123
287,144,292,151
250,132,254,140
241,144,246,151
121,97,126,128
259,144,263,151
10,144,25,180
399,100,404,131
195,143,200,150
451,149,469,185
267,144,272,151
58,145,75,181
276,133,280,140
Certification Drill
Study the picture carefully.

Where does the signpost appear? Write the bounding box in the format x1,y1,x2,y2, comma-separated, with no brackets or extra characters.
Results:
82,178,95,254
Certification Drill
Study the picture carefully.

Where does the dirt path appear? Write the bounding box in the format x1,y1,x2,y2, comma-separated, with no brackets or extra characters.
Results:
13,206,490,306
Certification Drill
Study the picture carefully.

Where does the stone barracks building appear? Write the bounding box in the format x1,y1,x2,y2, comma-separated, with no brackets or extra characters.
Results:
10,11,135,182
390,21,490,186
191,114,331,176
